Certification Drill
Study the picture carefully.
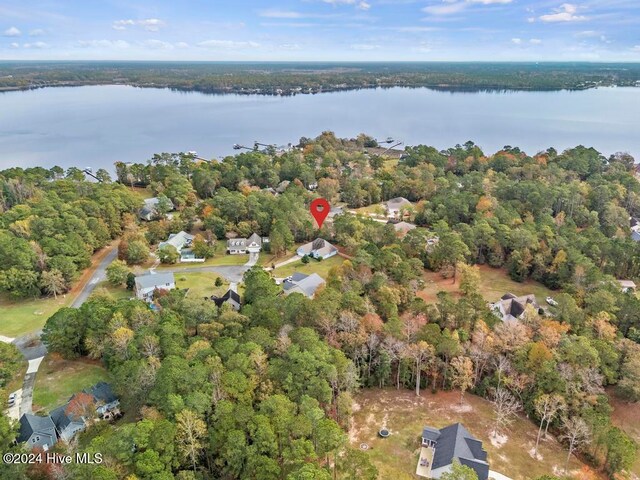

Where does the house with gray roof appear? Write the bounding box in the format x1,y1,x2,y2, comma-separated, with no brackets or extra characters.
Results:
227,233,268,255
134,272,176,302
385,197,413,219
282,272,326,298
83,382,120,417
51,401,88,443
158,231,202,262
17,414,57,451
296,238,338,260
490,293,540,322
417,423,489,480
139,197,174,221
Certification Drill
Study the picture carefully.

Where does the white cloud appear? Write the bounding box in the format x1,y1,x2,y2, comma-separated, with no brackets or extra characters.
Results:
468,0,511,3
112,18,165,32
423,2,466,15
260,10,305,18
539,4,587,23
422,0,511,16
351,43,380,50
9,42,19,48
279,43,302,50
511,38,522,44
3,26,21,37
77,39,130,49
321,0,372,9
143,39,173,49
23,41,48,48
632,45,640,52
29,29,45,36
527,17,535,23
412,42,433,53
138,18,165,31
175,42,189,48
530,38,542,44
197,39,261,49
112,19,135,30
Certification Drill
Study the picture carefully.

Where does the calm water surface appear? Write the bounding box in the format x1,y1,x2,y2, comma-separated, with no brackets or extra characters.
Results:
2,85,640,171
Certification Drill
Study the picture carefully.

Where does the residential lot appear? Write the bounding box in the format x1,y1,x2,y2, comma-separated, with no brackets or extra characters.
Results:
349,389,601,480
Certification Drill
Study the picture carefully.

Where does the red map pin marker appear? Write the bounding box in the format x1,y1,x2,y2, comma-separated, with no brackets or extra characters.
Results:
310,198,330,229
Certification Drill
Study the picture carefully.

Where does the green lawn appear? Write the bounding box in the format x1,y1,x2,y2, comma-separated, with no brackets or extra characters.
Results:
351,388,595,480
175,272,230,299
0,294,71,338
271,255,345,279
156,241,249,268
32,355,112,413
90,282,134,301
419,265,556,304
258,244,304,268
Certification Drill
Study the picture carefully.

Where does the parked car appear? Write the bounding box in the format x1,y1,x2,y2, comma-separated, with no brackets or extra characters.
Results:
8,393,16,406
546,296,558,307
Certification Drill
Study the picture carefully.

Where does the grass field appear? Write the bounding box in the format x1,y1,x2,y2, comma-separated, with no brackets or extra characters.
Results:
0,294,70,338
609,390,640,476
90,281,134,302
350,389,600,480
155,241,249,268
271,255,344,279
32,354,111,413
418,265,557,304
175,272,230,299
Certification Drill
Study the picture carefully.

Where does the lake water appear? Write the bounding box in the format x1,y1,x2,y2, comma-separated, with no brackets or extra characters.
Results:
2,85,640,171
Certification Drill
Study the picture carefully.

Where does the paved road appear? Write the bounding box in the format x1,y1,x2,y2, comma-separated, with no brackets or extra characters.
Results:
159,265,251,284
72,247,119,308
10,245,119,417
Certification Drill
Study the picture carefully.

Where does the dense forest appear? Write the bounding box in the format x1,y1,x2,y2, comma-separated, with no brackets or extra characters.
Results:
2,62,640,95
1,133,640,479
0,167,140,298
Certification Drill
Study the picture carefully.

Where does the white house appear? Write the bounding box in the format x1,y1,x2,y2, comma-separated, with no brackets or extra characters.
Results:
158,231,203,262
227,233,268,255
134,272,176,301
296,238,338,260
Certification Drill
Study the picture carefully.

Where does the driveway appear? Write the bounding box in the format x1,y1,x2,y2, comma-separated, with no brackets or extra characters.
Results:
159,265,251,284
245,252,259,267
266,255,301,271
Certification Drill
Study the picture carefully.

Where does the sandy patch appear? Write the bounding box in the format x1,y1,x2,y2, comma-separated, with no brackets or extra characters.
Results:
450,402,473,413
490,432,508,448
528,447,543,461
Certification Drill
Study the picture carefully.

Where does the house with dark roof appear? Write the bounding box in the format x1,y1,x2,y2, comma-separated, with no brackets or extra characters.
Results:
490,293,540,322
17,414,57,451
51,396,91,443
211,289,241,311
83,382,120,418
227,233,268,255
417,423,489,480
134,272,176,301
296,238,338,260
282,272,326,298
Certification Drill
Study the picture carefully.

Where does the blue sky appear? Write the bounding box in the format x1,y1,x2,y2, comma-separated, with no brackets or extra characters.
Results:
1,0,640,61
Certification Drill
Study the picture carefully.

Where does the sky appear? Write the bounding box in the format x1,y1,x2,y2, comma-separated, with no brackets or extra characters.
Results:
1,0,640,62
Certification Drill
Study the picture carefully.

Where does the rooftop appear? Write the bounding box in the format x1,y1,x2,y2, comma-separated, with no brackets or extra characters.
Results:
135,272,175,291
